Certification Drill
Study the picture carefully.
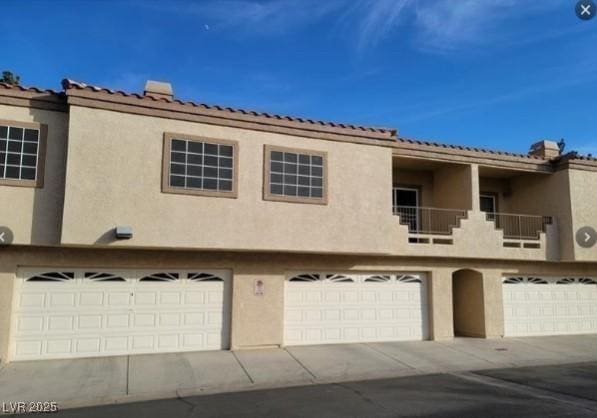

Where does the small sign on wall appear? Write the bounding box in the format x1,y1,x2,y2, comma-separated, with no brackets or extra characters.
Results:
254,279,265,296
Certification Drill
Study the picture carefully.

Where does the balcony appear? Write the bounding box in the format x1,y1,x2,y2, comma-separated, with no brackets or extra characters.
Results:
393,205,468,244
485,212,553,248
391,158,558,258
392,158,473,245
479,166,558,251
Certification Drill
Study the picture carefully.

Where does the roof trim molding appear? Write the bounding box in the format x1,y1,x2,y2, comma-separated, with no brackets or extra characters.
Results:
4,79,596,171
397,136,546,160
66,95,400,147
391,141,554,172
0,83,67,112
554,152,597,172
62,79,397,142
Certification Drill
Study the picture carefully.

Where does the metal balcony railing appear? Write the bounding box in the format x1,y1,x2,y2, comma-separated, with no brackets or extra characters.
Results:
485,212,553,240
393,206,468,235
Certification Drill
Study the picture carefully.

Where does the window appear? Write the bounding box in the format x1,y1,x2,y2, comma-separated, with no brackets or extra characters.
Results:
264,145,327,204
139,272,180,282
325,274,354,283
0,120,46,188
288,273,321,282
365,275,391,282
162,133,238,198
85,272,126,282
188,272,225,282
26,272,74,282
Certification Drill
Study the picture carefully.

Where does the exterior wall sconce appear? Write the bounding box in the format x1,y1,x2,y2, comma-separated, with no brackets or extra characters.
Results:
115,226,133,240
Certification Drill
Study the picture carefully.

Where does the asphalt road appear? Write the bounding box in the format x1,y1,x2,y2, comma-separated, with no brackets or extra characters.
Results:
17,362,597,417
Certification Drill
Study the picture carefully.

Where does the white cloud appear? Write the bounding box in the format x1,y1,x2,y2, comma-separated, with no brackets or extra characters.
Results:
153,0,343,35
412,0,566,51
341,0,412,50
412,0,514,50
146,0,572,51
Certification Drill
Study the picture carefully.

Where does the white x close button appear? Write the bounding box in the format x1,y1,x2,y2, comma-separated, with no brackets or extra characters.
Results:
577,0,596,20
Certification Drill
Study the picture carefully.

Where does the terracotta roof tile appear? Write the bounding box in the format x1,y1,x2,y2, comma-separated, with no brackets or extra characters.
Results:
0,82,63,96
556,151,597,163
5,79,595,165
61,79,396,136
396,135,548,160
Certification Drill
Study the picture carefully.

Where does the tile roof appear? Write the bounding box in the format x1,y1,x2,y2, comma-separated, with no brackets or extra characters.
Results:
556,151,597,163
61,79,396,137
0,82,63,96
2,79,595,165
396,136,548,160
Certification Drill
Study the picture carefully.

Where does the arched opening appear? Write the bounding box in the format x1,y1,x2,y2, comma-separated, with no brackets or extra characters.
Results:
452,269,486,337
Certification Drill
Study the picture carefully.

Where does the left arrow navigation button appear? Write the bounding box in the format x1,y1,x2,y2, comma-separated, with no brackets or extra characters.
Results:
0,226,14,246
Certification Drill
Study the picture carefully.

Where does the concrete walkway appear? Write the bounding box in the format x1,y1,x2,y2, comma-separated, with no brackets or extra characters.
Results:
1,335,597,410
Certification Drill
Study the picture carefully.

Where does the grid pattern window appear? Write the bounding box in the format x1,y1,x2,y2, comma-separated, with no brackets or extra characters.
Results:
268,148,325,201
168,137,235,194
0,124,40,182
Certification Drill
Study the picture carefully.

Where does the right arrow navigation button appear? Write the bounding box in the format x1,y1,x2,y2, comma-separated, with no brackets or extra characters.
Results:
576,226,597,248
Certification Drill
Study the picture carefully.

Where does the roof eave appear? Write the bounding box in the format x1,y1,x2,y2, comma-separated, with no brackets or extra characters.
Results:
63,84,398,142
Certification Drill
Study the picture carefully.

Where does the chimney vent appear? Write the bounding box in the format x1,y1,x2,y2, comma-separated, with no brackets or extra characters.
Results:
144,80,173,100
528,140,560,159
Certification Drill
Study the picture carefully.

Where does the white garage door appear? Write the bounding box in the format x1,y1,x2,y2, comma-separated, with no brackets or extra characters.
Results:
284,272,428,345
503,276,597,337
10,269,231,361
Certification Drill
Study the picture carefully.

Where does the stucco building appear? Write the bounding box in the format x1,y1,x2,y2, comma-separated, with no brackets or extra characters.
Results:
0,79,596,363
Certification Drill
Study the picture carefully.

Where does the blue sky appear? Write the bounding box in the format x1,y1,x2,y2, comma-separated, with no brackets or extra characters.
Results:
2,0,596,154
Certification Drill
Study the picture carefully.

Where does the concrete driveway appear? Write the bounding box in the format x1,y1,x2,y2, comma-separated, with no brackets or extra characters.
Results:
1,335,597,410
49,363,597,418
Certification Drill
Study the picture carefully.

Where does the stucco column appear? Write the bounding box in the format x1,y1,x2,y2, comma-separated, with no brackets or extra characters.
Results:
229,264,285,350
0,269,16,363
470,163,481,212
481,269,505,338
428,268,454,340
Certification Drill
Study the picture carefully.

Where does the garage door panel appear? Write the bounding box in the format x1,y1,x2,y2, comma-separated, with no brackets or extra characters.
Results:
184,312,205,326
182,334,203,348
185,292,206,304
17,316,44,332
135,292,157,305
207,290,225,304
19,293,46,308
503,276,597,337
160,292,181,304
133,313,156,327
132,335,154,350
80,292,104,306
16,341,43,357
48,316,74,331
105,336,128,352
158,334,179,349
108,293,131,306
10,269,231,361
47,339,72,355
284,272,429,345
159,313,181,327
305,291,322,304
107,314,130,328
